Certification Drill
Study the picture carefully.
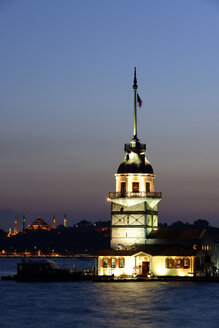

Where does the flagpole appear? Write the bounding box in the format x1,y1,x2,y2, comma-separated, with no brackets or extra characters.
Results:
133,67,138,139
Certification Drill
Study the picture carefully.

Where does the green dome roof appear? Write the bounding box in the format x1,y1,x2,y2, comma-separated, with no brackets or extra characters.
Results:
117,152,153,174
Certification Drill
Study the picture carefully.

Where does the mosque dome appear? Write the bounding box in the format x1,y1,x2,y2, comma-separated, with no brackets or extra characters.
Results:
26,218,52,231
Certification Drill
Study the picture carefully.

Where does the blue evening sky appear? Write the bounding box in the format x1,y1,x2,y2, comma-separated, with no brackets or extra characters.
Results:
0,0,219,230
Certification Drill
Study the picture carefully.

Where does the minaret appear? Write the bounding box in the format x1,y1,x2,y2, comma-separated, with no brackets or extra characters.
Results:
22,214,26,231
53,216,56,229
108,68,162,249
9,226,12,235
64,213,67,228
14,217,18,235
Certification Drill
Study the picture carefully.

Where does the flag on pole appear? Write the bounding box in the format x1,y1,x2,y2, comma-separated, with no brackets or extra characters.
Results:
137,93,142,107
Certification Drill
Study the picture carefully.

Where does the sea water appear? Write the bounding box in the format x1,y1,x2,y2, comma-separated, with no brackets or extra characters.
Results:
0,258,219,328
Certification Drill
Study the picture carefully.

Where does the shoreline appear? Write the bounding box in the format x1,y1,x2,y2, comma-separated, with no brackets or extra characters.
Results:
0,255,96,258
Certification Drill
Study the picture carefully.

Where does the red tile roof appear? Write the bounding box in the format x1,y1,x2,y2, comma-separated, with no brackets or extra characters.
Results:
148,228,206,240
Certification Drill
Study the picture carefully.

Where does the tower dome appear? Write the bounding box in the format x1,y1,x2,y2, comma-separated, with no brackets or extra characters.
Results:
117,138,153,174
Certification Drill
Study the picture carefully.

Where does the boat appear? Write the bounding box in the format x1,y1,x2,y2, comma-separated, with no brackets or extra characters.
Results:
1,259,84,282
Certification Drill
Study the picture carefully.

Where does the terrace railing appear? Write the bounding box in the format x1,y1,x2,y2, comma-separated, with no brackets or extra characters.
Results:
109,191,162,199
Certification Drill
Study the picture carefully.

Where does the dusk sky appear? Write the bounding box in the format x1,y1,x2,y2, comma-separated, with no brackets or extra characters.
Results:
1,0,219,230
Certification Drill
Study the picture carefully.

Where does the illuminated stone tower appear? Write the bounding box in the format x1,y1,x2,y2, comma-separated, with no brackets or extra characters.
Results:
109,68,162,249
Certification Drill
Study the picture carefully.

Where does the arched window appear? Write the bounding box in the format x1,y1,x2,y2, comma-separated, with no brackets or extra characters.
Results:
146,182,150,192
132,182,139,192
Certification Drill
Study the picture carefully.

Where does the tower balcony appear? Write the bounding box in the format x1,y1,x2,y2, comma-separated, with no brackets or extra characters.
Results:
124,142,146,153
109,191,162,199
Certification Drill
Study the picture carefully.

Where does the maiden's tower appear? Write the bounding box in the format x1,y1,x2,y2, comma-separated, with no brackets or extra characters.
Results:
108,68,162,249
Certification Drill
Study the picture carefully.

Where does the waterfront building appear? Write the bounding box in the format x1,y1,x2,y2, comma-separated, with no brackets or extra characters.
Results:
98,69,216,278
98,246,196,277
98,228,215,277
108,68,162,249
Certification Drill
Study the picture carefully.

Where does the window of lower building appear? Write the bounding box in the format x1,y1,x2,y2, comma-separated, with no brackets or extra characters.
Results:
175,259,182,268
119,258,125,268
183,258,190,269
146,182,150,193
103,258,108,268
111,258,116,268
132,182,139,192
166,258,189,269
166,258,174,268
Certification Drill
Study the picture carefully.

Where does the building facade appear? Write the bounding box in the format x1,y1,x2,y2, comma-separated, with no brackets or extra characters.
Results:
98,247,196,277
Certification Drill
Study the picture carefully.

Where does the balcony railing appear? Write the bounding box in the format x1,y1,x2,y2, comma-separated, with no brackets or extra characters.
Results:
109,191,162,199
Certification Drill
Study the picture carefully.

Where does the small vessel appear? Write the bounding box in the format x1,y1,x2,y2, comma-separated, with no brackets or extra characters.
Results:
1,259,84,282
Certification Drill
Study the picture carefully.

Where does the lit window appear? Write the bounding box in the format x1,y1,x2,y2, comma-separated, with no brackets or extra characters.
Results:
111,258,116,268
121,182,126,196
175,259,182,268
166,258,174,268
103,258,108,268
153,216,157,226
132,182,139,192
119,258,125,268
183,258,190,269
146,182,150,192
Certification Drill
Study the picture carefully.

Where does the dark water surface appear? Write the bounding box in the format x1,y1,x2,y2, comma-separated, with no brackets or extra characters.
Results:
0,258,219,328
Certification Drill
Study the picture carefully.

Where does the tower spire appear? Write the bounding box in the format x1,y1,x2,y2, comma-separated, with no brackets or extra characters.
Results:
133,67,138,139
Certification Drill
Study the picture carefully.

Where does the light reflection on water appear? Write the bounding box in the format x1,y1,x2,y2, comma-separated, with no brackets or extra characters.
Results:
0,259,219,328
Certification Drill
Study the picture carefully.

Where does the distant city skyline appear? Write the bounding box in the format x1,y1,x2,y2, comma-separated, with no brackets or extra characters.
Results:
1,0,219,231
